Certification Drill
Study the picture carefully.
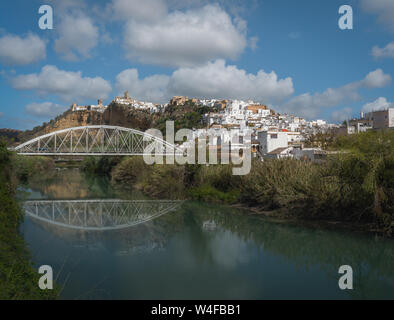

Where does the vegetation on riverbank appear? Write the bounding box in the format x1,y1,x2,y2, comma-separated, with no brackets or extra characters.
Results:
111,130,394,236
14,155,55,183
0,141,58,299
81,156,123,176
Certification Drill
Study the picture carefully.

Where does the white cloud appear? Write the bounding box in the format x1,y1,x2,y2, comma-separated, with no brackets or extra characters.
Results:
0,33,46,66
54,14,99,60
25,102,67,118
281,69,392,118
115,60,294,104
361,68,392,88
111,0,168,21
362,97,393,112
361,0,394,32
116,69,170,102
281,85,359,119
123,4,248,67
169,60,294,102
331,107,353,123
49,0,86,13
372,42,394,59
11,65,112,102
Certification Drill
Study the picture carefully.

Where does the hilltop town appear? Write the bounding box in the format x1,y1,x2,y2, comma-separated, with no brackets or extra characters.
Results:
66,91,338,156
71,91,335,133
4,91,393,161
66,91,340,160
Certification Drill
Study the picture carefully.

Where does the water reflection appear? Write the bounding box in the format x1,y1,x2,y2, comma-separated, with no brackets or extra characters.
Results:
18,169,394,299
23,199,183,231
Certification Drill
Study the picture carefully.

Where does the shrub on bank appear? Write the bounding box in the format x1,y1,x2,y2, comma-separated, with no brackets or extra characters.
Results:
140,164,186,199
81,156,123,176
110,130,393,235
189,184,241,204
13,155,55,182
0,142,58,299
239,159,318,211
112,156,152,186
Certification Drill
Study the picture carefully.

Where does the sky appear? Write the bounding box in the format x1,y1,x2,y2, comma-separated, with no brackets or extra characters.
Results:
0,0,393,130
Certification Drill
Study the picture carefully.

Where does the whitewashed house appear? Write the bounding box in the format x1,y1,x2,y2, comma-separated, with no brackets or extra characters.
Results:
258,130,289,155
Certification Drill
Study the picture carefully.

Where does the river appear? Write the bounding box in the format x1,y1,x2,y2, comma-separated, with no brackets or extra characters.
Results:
17,168,394,300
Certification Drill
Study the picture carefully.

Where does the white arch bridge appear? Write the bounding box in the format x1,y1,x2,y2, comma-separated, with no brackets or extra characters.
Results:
11,125,183,156
23,199,183,231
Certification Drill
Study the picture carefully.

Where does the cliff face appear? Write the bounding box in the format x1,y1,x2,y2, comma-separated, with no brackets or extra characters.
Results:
15,104,155,144
103,104,154,131
38,104,154,135
41,110,104,135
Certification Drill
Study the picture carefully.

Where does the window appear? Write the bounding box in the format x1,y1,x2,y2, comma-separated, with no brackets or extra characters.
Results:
270,134,278,139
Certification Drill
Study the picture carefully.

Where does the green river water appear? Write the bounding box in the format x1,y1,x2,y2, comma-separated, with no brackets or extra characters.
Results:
17,169,394,299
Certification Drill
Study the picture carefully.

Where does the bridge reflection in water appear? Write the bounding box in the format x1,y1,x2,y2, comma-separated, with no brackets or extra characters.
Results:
23,199,183,231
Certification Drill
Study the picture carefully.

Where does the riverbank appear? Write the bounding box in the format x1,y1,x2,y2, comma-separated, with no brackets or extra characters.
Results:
8,129,393,239
0,142,57,299
110,130,394,237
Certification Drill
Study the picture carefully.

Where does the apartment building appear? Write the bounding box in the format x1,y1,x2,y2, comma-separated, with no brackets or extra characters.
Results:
365,108,394,129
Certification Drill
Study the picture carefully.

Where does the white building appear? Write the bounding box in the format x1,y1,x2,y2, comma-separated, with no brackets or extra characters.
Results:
88,99,107,113
71,104,88,112
113,91,136,105
258,130,289,155
365,108,394,129
265,146,294,159
286,131,303,144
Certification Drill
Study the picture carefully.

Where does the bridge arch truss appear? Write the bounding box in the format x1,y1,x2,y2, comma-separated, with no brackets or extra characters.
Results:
23,199,183,231
13,125,183,156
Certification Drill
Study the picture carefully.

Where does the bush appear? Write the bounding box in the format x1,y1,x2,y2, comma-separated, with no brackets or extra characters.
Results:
189,184,240,204
82,156,123,176
13,156,55,182
111,157,151,186
195,165,241,193
140,164,186,199
0,142,58,299
110,129,394,235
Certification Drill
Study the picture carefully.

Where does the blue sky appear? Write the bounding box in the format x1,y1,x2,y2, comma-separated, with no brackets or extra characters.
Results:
0,0,393,129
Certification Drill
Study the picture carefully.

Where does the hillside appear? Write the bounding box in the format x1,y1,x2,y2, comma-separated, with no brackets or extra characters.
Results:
0,129,22,144
10,101,211,145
